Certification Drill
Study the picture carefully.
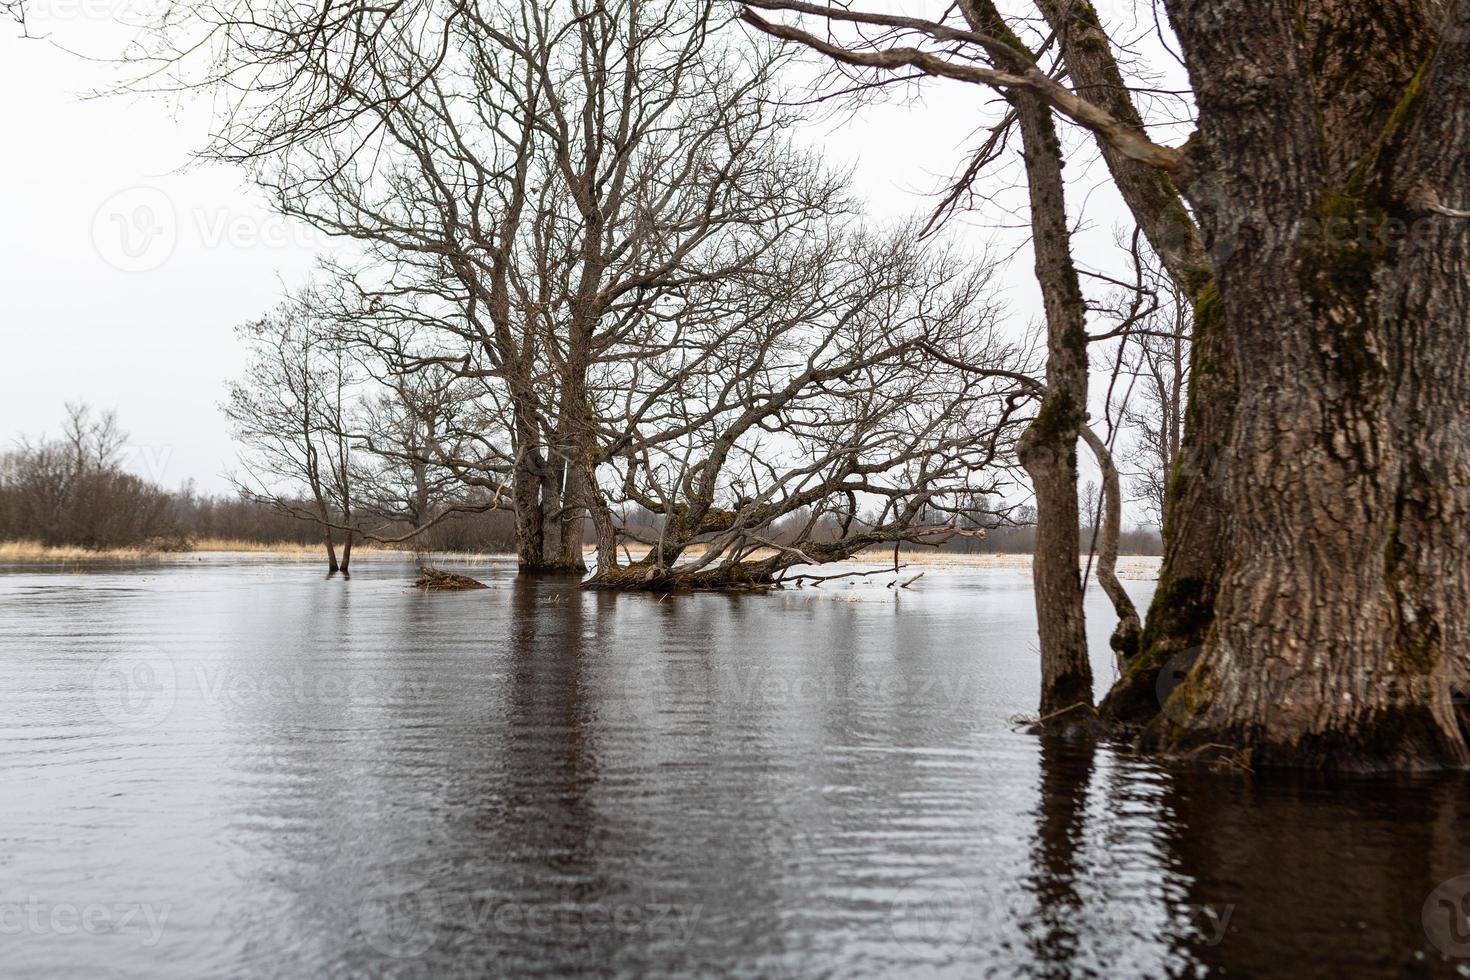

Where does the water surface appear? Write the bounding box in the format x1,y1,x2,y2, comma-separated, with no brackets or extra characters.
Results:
1,555,1467,978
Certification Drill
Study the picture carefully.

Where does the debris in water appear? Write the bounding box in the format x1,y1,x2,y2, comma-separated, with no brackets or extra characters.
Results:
413,566,489,591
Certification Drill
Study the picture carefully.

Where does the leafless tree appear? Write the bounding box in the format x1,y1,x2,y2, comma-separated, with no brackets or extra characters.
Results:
224,296,361,573
347,366,507,552
0,405,176,549
130,0,1035,593
582,223,1028,588
740,0,1112,728
225,291,510,569
129,0,850,576
1116,271,1190,531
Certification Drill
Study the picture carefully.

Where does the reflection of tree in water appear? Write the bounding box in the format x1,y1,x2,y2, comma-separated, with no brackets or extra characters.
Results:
490,577,611,959
1019,738,1096,978
195,571,1470,977
620,589,818,971
1017,748,1470,976
1160,770,1470,978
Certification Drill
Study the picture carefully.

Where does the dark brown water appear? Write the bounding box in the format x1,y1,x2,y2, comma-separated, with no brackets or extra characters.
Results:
2,555,1468,978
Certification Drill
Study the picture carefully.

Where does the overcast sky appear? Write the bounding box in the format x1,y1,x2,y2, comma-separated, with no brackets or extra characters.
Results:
0,3,1162,497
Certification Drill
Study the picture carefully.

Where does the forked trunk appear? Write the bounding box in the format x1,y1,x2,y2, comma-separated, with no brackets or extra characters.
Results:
1032,0,1235,726
509,417,585,575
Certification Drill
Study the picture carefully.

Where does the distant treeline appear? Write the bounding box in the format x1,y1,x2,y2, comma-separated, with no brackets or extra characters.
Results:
0,468,523,553
1,406,1161,556
0,406,521,553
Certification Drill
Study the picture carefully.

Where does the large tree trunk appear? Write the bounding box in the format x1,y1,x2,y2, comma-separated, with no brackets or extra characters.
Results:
544,313,597,576
509,404,586,575
553,461,589,572
1137,0,1470,769
510,405,548,571
510,459,544,570
581,461,621,580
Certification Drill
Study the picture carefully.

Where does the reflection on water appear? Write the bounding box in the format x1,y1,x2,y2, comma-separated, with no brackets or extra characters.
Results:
1,556,1467,978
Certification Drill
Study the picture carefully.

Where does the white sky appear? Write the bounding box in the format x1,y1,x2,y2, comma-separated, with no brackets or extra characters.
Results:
0,2,1169,500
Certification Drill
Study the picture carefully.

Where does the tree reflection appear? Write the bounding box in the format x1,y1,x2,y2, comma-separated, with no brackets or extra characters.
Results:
1020,737,1096,978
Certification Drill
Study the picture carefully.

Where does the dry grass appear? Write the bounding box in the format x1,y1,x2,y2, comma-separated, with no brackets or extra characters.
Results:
0,537,412,563
191,538,339,554
0,538,1162,576
848,550,1034,568
0,540,156,562
193,542,517,563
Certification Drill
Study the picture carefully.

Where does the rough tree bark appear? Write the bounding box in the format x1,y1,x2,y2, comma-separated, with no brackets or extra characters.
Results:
510,410,585,575
510,447,543,571
1139,0,1470,769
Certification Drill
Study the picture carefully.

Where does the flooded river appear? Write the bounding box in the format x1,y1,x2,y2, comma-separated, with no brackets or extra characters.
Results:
2,555,1467,977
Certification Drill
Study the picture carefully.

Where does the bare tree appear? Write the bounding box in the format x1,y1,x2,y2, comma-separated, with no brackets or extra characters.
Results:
740,0,1105,728
224,296,360,573
583,223,1027,588
1117,274,1190,531
132,0,1034,594
348,367,506,551
0,405,176,549
131,0,849,576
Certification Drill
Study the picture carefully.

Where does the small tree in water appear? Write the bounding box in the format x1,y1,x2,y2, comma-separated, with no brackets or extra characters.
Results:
225,298,359,573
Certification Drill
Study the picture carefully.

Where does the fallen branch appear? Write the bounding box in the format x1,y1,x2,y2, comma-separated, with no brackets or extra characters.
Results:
780,564,907,588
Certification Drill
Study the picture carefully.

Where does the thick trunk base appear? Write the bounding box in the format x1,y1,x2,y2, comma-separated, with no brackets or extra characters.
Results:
517,559,588,576
1136,700,1470,773
1100,574,1215,727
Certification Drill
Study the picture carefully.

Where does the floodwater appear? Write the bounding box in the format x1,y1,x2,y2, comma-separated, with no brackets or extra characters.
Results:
2,554,1468,979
